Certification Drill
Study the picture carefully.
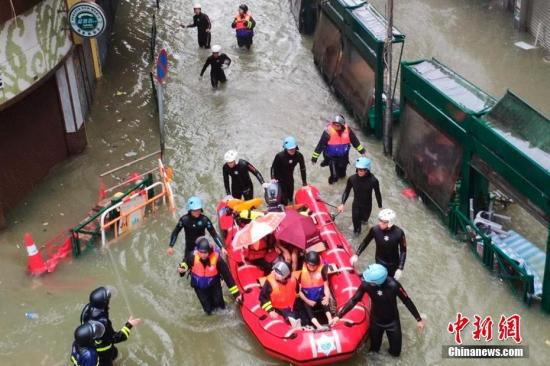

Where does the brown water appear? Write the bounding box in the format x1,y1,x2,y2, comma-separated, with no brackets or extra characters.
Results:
0,0,548,365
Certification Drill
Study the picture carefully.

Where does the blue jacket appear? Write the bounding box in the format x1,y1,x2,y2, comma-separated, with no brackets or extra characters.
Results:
71,342,98,366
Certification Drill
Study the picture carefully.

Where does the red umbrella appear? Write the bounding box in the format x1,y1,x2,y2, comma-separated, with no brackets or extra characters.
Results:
274,210,321,249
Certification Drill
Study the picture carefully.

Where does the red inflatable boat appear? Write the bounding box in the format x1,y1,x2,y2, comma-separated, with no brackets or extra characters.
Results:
217,185,370,365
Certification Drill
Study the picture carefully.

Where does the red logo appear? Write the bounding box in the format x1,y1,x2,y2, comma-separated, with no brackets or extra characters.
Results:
498,314,522,343
448,313,521,344
448,312,470,344
472,315,493,342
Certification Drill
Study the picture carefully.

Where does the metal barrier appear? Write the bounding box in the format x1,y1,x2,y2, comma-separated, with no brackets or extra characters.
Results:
71,154,175,256
449,205,493,267
100,181,166,246
449,205,537,305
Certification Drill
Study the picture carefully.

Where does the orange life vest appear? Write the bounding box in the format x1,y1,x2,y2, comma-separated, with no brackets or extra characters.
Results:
191,252,219,289
300,265,325,302
267,273,297,310
326,123,351,157
235,13,251,31
246,238,268,261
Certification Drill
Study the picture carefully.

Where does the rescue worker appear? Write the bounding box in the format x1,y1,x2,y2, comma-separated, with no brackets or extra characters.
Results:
332,264,425,357
178,237,241,315
200,45,231,88
231,4,256,49
167,196,224,259
70,321,105,366
259,261,301,328
223,150,265,200
182,4,211,48
80,287,141,366
297,251,333,329
353,209,407,280
264,180,285,212
337,157,382,236
270,136,307,205
311,115,367,184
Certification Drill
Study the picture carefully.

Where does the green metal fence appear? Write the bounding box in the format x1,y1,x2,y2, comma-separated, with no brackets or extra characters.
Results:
312,0,404,137
398,58,550,313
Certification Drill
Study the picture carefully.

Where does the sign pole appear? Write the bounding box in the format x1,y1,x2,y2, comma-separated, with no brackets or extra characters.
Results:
156,49,168,159
383,0,394,156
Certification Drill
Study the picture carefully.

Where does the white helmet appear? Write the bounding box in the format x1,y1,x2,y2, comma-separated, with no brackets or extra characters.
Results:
378,208,396,227
212,45,222,53
224,149,238,163
193,3,201,9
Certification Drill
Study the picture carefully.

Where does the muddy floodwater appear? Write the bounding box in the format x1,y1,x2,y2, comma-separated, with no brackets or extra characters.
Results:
0,0,548,365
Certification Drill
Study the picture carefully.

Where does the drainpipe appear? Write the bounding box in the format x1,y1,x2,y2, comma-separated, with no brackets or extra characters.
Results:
383,0,394,156
513,0,529,32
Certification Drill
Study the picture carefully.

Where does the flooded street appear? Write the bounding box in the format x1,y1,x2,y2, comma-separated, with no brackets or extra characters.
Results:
0,0,548,365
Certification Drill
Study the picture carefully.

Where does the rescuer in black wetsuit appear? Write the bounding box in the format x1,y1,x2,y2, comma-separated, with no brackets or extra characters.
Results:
178,237,241,315
80,287,141,366
167,196,224,258
200,45,231,88
311,115,366,184
270,136,307,205
223,150,265,200
338,157,382,236
354,209,407,280
331,264,425,357
70,321,104,366
182,4,211,48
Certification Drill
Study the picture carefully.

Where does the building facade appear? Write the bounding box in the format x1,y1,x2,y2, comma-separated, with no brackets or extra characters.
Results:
0,0,117,228
497,0,550,50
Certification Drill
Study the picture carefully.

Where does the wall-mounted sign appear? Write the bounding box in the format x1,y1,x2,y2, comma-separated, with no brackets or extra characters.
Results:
68,2,107,38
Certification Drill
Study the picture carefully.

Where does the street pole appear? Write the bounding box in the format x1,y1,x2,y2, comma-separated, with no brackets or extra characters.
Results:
383,0,394,156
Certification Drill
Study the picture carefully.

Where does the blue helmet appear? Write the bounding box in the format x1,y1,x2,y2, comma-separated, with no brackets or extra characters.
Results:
283,136,297,150
362,264,388,285
187,196,203,211
355,157,371,170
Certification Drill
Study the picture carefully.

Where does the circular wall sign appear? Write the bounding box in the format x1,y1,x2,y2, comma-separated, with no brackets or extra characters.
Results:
68,2,107,38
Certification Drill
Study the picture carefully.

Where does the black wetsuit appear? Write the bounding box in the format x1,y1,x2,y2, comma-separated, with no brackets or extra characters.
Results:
187,12,211,48
169,213,223,258
341,173,382,234
357,225,407,276
270,150,307,205
200,53,232,88
231,14,256,48
180,252,240,314
312,127,366,184
80,306,133,366
337,278,421,356
223,159,265,200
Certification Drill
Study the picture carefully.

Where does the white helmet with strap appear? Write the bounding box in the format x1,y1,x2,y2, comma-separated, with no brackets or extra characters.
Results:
378,208,396,227
224,149,238,163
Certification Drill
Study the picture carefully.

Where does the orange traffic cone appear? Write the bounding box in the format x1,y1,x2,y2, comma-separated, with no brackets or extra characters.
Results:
24,233,47,276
